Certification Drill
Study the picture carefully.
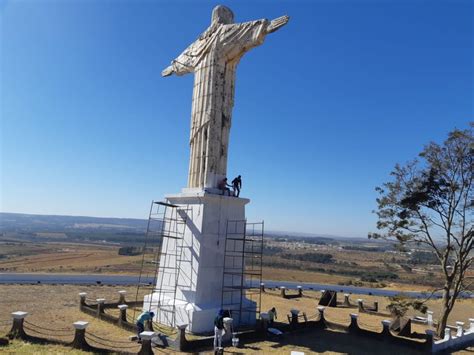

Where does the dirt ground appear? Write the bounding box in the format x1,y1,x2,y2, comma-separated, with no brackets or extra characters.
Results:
1,284,473,354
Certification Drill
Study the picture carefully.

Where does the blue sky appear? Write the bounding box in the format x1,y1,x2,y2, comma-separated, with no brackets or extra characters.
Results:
1,0,472,238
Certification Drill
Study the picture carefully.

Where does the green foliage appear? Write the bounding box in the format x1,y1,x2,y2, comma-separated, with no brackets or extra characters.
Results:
280,252,334,264
371,124,473,336
409,251,438,265
387,295,428,318
118,246,142,256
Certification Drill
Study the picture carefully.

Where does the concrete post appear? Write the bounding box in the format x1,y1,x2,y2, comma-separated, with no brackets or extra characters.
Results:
8,311,28,339
79,293,87,309
357,299,364,312
118,304,128,324
175,324,188,351
71,321,89,350
456,322,464,337
118,290,127,304
425,329,435,351
280,286,286,298
444,328,451,341
138,331,155,355
260,283,265,293
349,313,359,331
469,318,474,332
96,298,105,317
297,286,303,297
427,311,434,326
381,320,392,337
343,294,350,307
290,309,299,326
373,301,378,312
317,306,326,322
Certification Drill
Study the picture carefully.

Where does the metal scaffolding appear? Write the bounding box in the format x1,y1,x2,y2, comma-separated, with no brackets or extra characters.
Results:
133,200,192,328
221,220,264,329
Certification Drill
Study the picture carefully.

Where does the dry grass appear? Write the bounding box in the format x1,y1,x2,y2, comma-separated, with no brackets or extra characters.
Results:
1,285,473,354
0,243,143,274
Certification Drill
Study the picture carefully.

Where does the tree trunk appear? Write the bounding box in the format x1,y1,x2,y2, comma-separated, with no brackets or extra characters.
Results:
437,286,452,338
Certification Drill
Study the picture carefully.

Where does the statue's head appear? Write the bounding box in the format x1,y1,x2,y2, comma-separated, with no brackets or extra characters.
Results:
211,5,234,25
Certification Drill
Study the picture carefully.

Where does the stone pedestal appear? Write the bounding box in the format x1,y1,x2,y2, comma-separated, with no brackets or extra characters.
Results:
144,190,255,334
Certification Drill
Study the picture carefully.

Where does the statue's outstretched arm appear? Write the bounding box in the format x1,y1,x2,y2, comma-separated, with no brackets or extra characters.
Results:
162,65,174,77
266,15,290,34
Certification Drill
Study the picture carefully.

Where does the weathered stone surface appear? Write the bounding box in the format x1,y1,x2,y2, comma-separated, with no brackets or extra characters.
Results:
162,5,289,189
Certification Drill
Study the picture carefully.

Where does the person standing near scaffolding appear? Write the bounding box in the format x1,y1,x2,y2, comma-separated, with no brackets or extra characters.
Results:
268,307,277,326
136,311,154,341
231,175,242,197
214,309,225,352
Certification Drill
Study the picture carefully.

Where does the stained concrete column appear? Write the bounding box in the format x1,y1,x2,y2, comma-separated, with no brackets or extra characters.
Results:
297,286,303,297
349,313,359,332
260,283,265,293
381,320,391,337
138,331,155,355
96,298,105,317
118,304,128,324
9,311,28,339
79,293,87,310
118,290,127,304
71,321,89,350
343,294,350,307
357,299,364,312
280,286,286,298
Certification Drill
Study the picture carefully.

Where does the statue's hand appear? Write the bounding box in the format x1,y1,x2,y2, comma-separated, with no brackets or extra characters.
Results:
161,65,174,77
266,15,289,34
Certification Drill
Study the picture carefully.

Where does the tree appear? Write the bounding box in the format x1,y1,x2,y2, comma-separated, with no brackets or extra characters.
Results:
369,124,473,337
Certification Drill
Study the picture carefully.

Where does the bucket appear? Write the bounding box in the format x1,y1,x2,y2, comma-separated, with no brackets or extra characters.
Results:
232,337,239,347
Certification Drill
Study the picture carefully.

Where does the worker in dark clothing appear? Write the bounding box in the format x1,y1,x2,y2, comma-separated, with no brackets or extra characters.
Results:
218,178,231,196
231,175,242,197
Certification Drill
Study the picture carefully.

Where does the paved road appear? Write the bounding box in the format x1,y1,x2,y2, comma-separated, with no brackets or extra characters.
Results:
1,273,471,299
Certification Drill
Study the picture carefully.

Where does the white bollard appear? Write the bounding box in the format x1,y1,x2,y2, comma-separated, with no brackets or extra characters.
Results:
456,322,464,337
469,318,474,332
444,327,451,340
427,311,433,326
96,298,106,304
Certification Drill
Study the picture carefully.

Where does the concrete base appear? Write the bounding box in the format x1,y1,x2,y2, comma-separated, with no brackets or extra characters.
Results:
144,190,255,334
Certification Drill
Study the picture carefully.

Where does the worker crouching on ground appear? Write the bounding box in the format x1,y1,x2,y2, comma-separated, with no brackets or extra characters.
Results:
136,311,155,341
214,309,225,352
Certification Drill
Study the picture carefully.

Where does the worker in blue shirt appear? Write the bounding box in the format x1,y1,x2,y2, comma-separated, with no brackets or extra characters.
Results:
136,311,155,340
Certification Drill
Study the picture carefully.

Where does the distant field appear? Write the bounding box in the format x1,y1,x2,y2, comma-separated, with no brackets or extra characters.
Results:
2,240,468,295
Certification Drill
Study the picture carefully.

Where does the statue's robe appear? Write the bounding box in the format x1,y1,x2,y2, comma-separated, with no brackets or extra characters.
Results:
168,19,269,189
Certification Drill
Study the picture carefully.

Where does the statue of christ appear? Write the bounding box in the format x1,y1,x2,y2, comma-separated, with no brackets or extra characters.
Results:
162,5,289,190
